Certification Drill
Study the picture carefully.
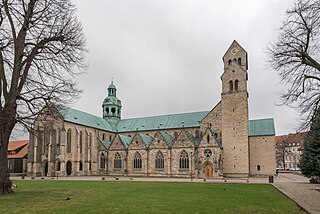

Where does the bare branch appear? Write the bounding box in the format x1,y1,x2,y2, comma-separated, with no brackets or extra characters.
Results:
267,0,320,129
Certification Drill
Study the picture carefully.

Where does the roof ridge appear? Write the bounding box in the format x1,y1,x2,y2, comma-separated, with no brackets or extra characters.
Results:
121,110,210,121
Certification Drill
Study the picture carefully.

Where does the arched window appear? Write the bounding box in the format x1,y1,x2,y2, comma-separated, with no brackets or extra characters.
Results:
106,108,109,114
111,107,116,115
179,150,189,169
257,165,261,171
100,153,105,169
102,133,105,141
79,131,83,154
238,57,241,65
228,59,232,65
207,134,210,143
229,80,233,91
235,79,239,91
133,152,142,170
155,151,164,169
79,161,83,171
114,152,122,169
67,129,72,153
195,130,200,139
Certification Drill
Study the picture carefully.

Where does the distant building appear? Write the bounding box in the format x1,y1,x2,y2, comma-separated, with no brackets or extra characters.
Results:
275,132,308,170
8,140,29,174
27,41,276,178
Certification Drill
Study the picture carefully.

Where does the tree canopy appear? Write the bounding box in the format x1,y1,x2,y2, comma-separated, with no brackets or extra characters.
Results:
268,0,320,128
299,110,320,178
0,0,86,194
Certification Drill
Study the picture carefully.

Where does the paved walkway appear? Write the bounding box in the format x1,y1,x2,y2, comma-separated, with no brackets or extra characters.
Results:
273,173,320,214
11,172,320,213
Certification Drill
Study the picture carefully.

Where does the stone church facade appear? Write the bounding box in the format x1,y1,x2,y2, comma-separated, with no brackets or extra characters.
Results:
27,41,276,178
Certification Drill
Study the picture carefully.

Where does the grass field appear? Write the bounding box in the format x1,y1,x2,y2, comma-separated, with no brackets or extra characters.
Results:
0,180,304,214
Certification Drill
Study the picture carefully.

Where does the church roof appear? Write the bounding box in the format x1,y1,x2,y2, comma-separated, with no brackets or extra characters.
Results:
59,107,275,137
60,107,114,131
117,111,209,132
101,140,112,149
248,118,275,136
119,134,132,148
160,131,175,146
138,133,153,146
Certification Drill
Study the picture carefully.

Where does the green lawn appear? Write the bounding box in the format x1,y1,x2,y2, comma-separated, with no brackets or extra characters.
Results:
0,180,304,214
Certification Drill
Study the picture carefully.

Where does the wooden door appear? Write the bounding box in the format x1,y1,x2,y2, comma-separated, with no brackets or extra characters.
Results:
205,164,212,178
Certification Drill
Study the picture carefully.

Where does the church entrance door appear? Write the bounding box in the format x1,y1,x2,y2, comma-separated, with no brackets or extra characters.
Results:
43,162,48,176
66,161,72,176
204,163,213,178
205,164,212,178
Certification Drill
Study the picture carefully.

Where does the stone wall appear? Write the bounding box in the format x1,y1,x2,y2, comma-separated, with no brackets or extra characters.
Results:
249,135,276,176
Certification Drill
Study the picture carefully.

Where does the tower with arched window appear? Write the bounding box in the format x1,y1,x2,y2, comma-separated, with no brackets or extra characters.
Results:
220,40,249,177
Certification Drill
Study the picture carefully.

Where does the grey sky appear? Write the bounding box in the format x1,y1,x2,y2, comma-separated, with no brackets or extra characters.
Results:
68,0,297,135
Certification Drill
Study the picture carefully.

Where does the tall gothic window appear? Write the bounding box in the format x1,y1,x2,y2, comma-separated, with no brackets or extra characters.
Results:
100,153,105,169
235,79,239,91
43,123,51,154
79,131,83,154
67,129,72,153
133,152,142,170
155,151,164,169
179,150,189,169
43,130,50,154
114,152,122,169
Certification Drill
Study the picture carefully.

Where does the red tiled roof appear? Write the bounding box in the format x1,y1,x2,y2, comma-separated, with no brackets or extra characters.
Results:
8,140,29,151
286,132,308,144
275,135,287,145
8,140,29,159
8,144,29,159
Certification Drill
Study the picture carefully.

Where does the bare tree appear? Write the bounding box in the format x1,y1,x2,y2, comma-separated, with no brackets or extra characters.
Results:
0,0,86,194
268,0,320,129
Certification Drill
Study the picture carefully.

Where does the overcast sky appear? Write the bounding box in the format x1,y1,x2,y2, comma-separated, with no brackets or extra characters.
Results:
66,0,300,136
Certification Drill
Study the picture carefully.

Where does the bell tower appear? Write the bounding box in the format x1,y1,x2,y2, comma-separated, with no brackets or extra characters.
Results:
221,40,249,177
102,81,122,126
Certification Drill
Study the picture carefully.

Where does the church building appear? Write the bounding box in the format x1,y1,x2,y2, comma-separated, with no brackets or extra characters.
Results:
27,41,276,178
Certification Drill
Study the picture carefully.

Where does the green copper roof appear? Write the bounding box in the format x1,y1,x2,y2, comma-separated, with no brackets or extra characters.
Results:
117,111,209,132
138,133,153,146
160,131,174,146
108,82,116,89
248,118,275,136
101,140,112,149
59,106,275,138
59,107,114,131
119,134,132,148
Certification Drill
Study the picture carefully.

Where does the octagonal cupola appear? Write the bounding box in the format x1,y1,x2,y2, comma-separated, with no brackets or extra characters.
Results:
102,81,122,125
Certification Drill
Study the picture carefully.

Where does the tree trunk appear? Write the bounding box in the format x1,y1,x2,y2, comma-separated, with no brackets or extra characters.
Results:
0,130,12,195
0,110,16,195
